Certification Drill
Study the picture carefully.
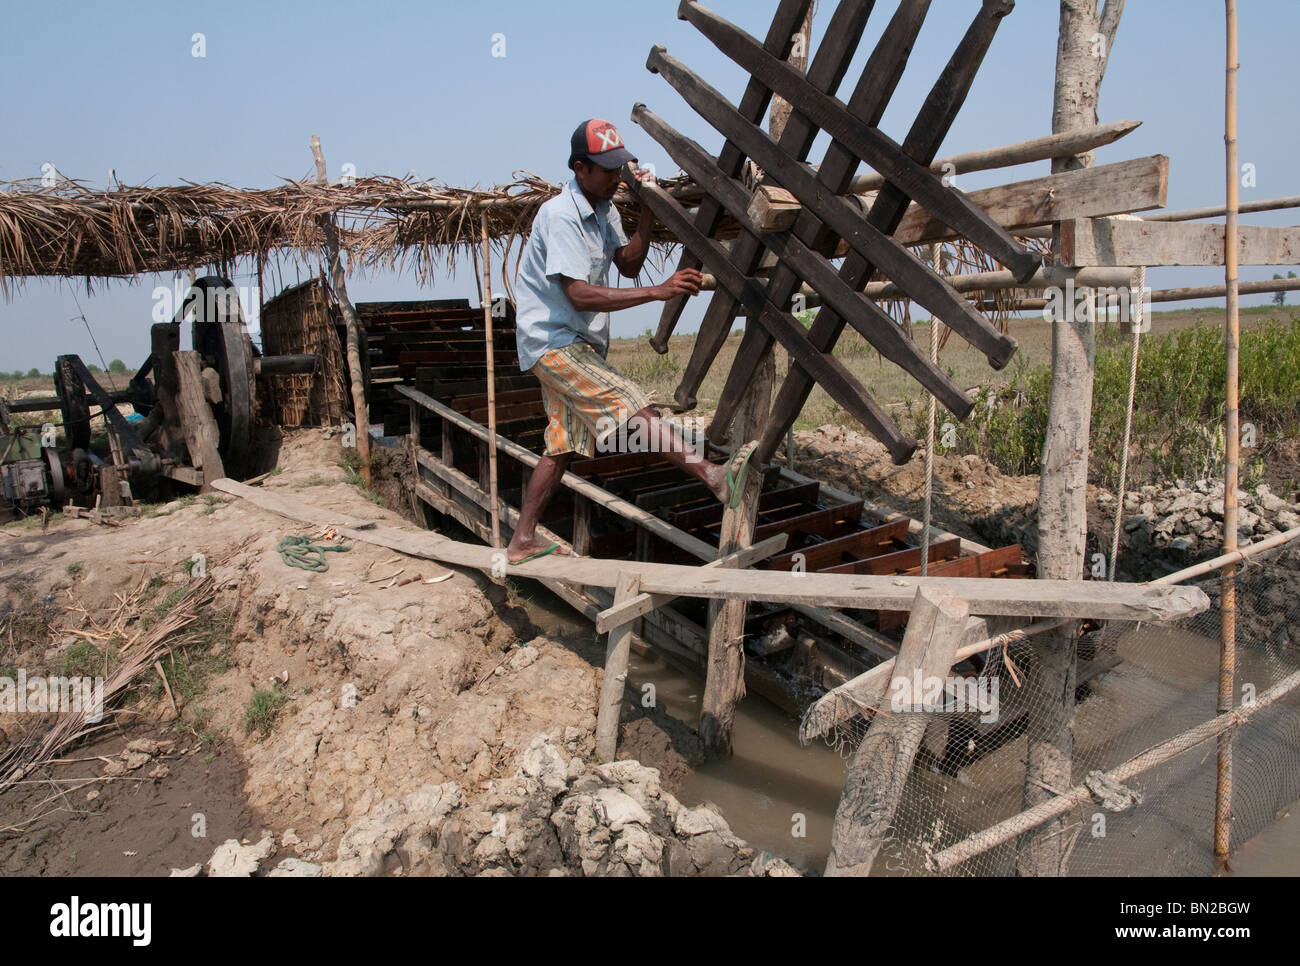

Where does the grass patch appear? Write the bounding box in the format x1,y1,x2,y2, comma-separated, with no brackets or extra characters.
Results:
912,317,1300,488
243,687,288,737
62,640,104,677
65,561,83,579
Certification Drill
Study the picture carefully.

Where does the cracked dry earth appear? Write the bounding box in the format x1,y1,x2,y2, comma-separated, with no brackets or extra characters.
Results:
0,429,796,876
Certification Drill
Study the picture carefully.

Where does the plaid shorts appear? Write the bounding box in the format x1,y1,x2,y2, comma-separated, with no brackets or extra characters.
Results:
532,341,651,457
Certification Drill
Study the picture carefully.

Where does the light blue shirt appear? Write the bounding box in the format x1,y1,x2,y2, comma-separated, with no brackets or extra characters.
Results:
515,176,630,371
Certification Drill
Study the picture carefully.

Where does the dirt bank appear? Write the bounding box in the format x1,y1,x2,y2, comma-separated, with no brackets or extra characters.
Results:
0,429,792,876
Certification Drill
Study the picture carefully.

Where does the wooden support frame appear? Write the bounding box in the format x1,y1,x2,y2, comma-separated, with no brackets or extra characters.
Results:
758,0,1018,462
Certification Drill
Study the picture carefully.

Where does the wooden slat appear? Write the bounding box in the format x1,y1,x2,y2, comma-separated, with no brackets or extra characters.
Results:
823,537,961,576
878,545,1023,630
764,518,910,571
668,480,820,531
755,501,864,542
1060,217,1300,266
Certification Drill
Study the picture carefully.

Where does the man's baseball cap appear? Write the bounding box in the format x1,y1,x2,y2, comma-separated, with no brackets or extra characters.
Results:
568,119,637,170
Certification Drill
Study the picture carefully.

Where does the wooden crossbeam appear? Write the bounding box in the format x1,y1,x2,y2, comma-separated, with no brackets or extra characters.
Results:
633,103,973,419
594,533,789,633
211,477,1210,622
649,0,814,353
1060,217,1300,267
759,0,1016,462
751,155,1169,243
680,0,1038,281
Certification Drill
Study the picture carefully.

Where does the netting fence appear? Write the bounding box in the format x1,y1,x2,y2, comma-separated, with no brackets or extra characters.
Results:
810,540,1300,876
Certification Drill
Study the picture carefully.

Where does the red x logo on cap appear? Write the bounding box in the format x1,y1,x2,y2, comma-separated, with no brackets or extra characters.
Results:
586,120,624,154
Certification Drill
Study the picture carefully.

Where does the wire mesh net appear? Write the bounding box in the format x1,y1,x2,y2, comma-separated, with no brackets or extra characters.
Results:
807,540,1300,876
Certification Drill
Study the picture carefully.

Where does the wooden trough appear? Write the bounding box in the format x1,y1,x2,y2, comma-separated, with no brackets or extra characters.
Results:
325,296,1207,772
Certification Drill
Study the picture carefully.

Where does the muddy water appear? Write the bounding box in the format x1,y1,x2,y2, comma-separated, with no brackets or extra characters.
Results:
519,584,1300,876
520,588,845,872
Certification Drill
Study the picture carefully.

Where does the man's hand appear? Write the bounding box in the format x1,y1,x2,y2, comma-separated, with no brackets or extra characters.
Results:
626,165,657,189
655,268,704,300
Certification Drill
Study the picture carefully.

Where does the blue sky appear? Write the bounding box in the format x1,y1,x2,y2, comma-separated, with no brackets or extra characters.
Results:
2,0,1298,372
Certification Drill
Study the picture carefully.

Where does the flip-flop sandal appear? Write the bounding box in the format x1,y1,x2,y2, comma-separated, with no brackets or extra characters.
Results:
508,541,562,566
725,441,760,509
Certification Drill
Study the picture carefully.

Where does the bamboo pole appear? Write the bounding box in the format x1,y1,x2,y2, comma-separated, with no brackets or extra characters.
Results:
1153,525,1300,585
847,120,1141,193
480,212,501,549
1217,0,1241,871
310,135,371,486
1142,194,1300,222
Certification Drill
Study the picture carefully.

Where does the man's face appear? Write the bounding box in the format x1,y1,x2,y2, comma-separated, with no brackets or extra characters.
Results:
573,160,623,200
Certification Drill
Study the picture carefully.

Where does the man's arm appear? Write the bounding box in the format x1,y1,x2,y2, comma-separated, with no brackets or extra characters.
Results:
561,270,702,314
613,168,654,279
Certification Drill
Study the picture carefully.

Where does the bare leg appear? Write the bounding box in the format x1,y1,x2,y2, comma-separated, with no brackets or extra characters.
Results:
627,406,732,501
507,451,574,562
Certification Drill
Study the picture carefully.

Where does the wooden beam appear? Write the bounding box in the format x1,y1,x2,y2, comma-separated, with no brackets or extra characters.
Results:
596,572,641,762
594,533,789,633
211,476,1211,622
1142,193,1300,223
172,351,225,490
848,119,1142,193
825,587,968,876
891,155,1168,246
1060,217,1300,267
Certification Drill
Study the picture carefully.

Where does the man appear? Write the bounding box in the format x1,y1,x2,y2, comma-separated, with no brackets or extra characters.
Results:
506,118,758,564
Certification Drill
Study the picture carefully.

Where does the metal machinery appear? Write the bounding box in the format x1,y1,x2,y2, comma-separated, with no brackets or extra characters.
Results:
0,276,317,519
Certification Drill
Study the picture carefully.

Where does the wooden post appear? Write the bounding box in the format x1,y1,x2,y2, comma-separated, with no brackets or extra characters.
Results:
310,135,371,486
698,5,811,760
173,350,226,489
825,587,969,876
572,494,592,557
480,212,502,549
596,572,642,763
1020,0,1125,879
1216,0,1240,872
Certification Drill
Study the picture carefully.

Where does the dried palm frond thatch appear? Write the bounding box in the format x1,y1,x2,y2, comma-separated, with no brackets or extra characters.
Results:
0,171,696,297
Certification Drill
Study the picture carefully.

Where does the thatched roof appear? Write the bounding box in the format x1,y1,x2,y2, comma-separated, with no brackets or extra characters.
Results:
0,171,701,296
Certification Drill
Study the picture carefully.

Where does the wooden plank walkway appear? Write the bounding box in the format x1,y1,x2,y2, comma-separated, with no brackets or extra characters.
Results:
212,478,1210,623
